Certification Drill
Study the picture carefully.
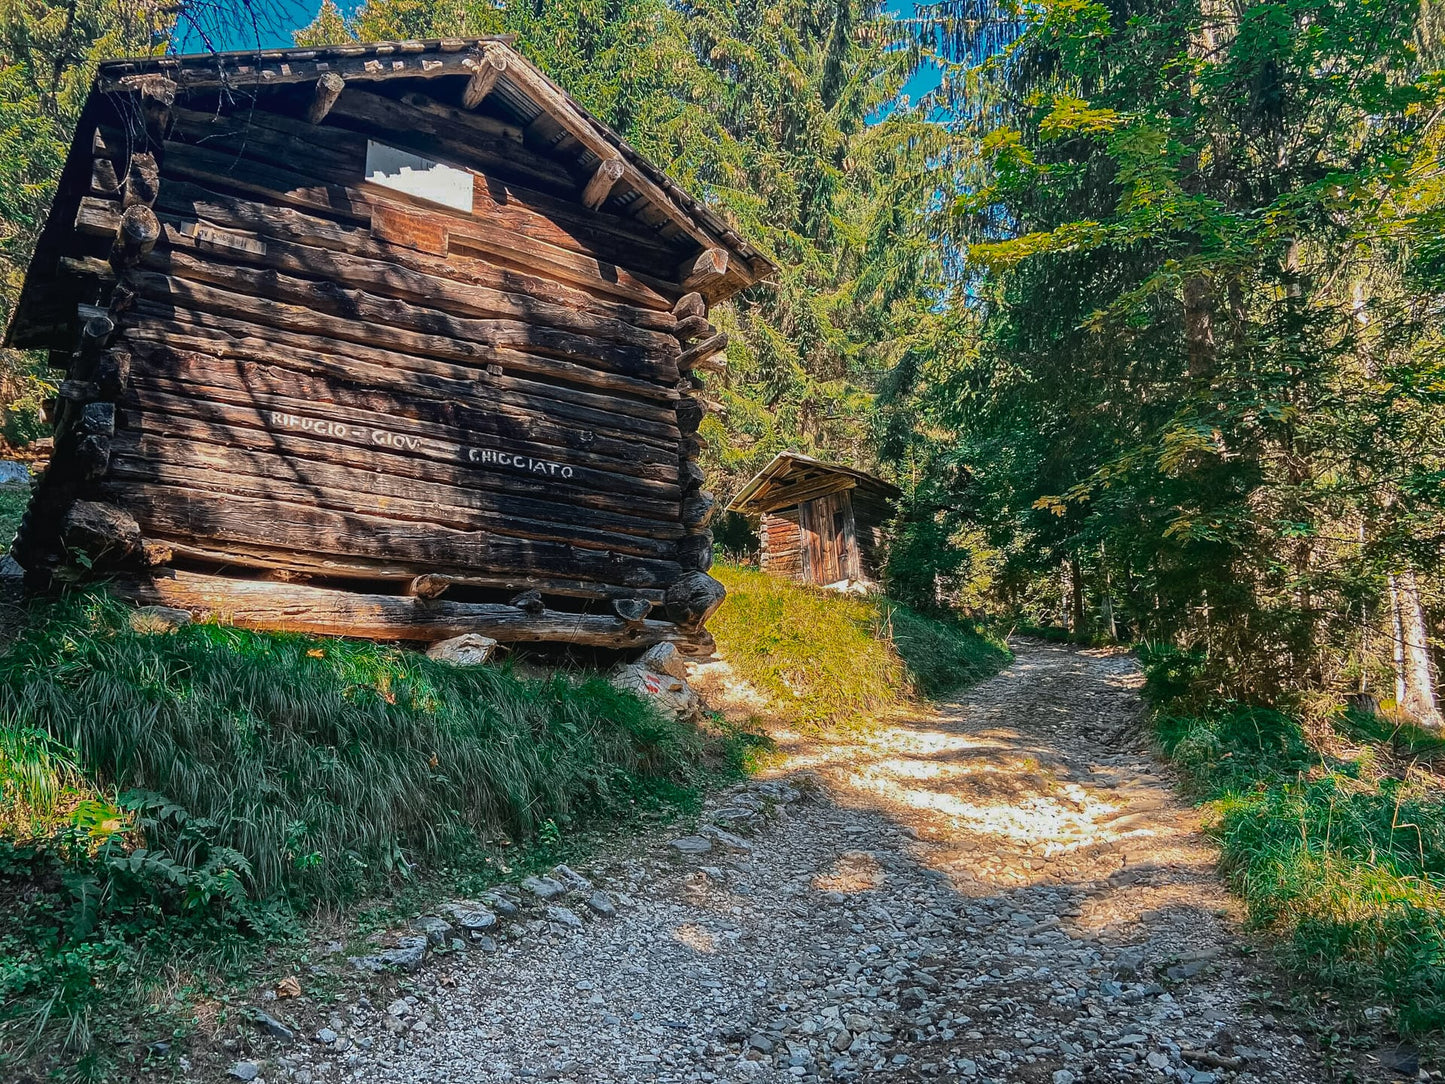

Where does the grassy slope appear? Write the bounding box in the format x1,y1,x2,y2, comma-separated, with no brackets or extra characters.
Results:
710,563,1011,728
0,592,734,1076
1143,646,1445,1040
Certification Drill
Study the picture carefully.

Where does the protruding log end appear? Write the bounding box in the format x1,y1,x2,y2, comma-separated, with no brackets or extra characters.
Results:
462,46,508,109
581,156,625,211
62,501,143,565
677,531,714,572
123,152,160,209
665,571,726,629
680,331,728,371
673,315,715,343
510,588,545,615
672,292,707,320
682,490,716,530
408,573,453,600
307,72,347,124
676,395,706,434
680,247,729,293
609,596,652,627
113,204,160,267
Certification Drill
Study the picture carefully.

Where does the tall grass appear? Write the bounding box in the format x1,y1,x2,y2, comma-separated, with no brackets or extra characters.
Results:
710,564,1010,727
0,592,706,901
1144,645,1445,1037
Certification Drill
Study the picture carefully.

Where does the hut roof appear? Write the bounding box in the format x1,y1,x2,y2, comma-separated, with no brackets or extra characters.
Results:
728,452,899,516
6,37,777,350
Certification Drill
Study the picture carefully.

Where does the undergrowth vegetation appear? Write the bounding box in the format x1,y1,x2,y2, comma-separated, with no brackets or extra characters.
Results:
1142,645,1445,1039
710,564,1010,727
0,592,736,1076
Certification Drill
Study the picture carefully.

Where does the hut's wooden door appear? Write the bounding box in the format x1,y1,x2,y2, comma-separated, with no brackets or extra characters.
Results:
798,490,858,584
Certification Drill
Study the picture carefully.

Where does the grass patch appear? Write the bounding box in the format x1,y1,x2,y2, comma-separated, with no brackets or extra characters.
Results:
1143,644,1445,1039
0,591,734,1078
0,479,30,551
710,563,1010,727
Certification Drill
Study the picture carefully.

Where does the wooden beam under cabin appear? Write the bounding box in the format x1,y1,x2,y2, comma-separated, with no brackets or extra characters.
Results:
112,569,683,647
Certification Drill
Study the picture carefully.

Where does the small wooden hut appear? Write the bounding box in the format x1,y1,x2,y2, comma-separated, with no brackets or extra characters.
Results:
729,453,898,587
3,38,775,650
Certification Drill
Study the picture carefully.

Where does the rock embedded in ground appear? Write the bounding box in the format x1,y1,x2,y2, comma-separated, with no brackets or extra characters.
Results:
425,633,498,665
668,834,713,855
227,1061,260,1081
521,875,567,900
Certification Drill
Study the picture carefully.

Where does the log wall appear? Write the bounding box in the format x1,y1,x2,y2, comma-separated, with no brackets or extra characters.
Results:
11,64,738,646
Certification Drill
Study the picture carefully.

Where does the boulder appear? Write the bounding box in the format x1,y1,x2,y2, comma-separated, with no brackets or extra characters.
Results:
611,642,703,721
426,633,498,666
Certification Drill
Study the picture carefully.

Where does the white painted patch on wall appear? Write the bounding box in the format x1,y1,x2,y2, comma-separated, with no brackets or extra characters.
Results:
364,141,474,214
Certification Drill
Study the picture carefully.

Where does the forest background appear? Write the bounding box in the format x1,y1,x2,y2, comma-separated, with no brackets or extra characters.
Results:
0,0,1442,718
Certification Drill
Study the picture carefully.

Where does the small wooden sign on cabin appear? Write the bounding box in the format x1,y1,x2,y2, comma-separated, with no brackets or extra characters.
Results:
729,453,899,588
3,38,776,650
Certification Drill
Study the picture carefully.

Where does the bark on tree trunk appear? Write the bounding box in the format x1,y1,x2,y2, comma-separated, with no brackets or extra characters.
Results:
1070,555,1086,637
1390,570,1442,728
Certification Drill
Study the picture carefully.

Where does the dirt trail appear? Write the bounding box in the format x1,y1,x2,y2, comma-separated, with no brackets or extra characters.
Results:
280,640,1354,1084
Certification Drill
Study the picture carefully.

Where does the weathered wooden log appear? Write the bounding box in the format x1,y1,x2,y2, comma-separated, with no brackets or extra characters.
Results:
75,314,116,377
677,531,714,572
152,181,677,332
609,596,651,626
112,204,160,267
134,75,176,145
693,353,728,375
679,435,705,461
123,153,160,209
111,570,682,647
95,350,131,399
92,157,120,196
107,438,683,560
581,156,624,211
680,331,728,371
306,72,346,123
397,92,521,142
165,106,682,269
672,292,707,320
682,490,716,530
123,320,681,451
159,538,664,604
681,460,706,491
675,395,705,434
680,248,728,292
109,484,685,588
123,291,680,428
510,589,545,614
128,344,676,475
122,377,684,505
665,570,726,628
157,141,676,309
461,44,508,109
408,573,453,599
124,268,680,401
143,217,680,356
62,500,143,563
673,315,714,343
110,429,683,544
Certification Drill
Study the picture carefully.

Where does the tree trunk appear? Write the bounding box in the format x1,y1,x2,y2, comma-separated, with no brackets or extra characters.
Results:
1390,570,1442,728
1070,555,1086,637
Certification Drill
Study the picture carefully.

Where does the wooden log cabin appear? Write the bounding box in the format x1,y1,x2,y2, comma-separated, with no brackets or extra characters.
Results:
729,453,898,588
3,38,775,650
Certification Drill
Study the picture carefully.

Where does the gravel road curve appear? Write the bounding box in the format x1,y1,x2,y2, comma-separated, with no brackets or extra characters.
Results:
270,640,1362,1084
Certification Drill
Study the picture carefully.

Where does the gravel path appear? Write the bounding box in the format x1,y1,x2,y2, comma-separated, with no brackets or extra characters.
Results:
272,640,1350,1084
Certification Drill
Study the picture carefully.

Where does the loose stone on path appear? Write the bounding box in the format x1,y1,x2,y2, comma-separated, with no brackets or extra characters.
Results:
277,641,1367,1084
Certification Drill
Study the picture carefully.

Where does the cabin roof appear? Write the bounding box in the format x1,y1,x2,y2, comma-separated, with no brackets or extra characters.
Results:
728,452,900,516
5,37,776,349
